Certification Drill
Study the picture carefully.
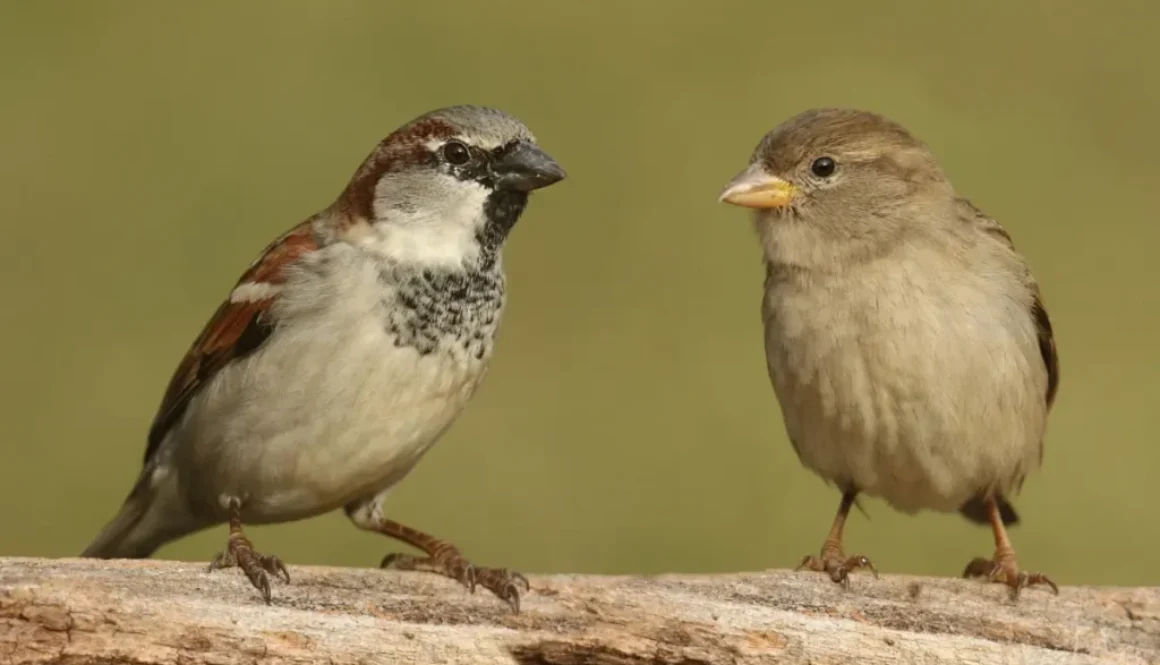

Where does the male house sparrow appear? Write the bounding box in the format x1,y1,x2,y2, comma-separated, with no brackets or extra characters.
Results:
82,105,566,611
718,108,1059,598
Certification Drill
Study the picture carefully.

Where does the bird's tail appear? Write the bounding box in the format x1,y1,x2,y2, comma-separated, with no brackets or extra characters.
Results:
81,488,159,558
80,471,191,559
959,495,1020,527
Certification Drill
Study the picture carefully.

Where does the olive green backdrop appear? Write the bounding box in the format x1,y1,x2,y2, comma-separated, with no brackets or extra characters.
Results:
1,2,1155,587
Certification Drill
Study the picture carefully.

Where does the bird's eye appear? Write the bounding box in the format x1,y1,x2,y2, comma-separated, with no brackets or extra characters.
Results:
442,141,471,165
811,157,836,178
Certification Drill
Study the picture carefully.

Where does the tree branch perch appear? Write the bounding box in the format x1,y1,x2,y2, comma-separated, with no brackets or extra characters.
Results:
1,557,1157,664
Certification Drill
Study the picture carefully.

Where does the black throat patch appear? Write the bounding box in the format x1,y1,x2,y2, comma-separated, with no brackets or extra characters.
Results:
380,256,505,359
478,189,529,251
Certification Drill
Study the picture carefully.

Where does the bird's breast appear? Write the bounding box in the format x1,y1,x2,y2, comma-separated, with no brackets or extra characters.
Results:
761,254,1046,512
176,249,505,522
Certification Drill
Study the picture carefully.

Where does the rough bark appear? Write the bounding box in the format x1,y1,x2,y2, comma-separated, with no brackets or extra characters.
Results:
1,557,1157,664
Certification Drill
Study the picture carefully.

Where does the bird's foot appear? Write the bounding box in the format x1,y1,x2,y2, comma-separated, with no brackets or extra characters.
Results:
962,551,1058,600
381,548,530,613
208,532,290,604
796,544,877,589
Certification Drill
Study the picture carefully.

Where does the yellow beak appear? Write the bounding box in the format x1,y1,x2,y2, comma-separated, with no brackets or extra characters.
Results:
718,165,796,209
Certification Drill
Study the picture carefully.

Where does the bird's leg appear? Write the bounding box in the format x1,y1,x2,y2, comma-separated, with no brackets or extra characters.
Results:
346,499,528,613
796,490,877,588
961,497,1057,599
207,497,290,604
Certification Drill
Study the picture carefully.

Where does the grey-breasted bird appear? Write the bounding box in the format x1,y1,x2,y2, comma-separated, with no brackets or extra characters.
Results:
718,108,1059,597
82,105,566,611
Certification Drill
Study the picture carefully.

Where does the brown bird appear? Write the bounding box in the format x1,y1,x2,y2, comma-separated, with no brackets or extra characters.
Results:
81,105,566,611
718,108,1059,598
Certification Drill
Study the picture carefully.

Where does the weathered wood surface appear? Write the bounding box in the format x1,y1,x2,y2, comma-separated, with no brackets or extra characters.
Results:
1,557,1157,664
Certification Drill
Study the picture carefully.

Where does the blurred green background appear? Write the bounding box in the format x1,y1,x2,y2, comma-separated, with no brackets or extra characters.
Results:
1,2,1156,588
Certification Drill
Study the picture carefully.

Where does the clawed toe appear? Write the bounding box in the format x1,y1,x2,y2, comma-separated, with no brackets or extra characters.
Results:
842,554,877,578
1020,571,1059,596
475,567,530,613
261,554,291,584
248,567,273,604
961,556,994,580
510,570,531,592
208,550,236,572
380,551,477,591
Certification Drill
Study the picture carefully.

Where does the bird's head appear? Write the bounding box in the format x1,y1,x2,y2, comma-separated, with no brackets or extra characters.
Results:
337,105,566,267
719,108,954,267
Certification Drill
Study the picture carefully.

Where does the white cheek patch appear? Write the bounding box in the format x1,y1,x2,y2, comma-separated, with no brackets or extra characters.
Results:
230,282,282,303
443,179,492,225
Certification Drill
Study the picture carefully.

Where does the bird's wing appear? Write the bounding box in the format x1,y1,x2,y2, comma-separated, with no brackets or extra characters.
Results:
957,198,1059,411
143,221,319,465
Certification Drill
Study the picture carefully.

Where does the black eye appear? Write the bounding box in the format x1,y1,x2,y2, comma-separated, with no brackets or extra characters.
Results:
811,156,836,178
442,141,470,165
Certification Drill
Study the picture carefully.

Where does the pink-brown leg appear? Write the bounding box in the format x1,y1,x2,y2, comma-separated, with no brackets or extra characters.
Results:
207,498,290,604
365,518,528,613
962,497,1058,600
796,491,877,589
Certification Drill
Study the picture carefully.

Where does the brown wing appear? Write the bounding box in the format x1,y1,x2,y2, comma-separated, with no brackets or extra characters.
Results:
955,199,1060,522
956,198,1059,411
1029,288,1060,411
143,222,318,464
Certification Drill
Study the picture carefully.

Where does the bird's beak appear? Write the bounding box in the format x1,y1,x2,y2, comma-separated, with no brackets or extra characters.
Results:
718,164,796,209
493,141,567,192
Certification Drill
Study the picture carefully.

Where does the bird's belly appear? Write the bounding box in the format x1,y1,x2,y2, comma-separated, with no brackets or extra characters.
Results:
765,283,1045,513
175,319,488,522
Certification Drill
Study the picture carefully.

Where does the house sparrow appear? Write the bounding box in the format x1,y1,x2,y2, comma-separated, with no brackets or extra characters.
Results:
718,108,1059,598
82,105,566,611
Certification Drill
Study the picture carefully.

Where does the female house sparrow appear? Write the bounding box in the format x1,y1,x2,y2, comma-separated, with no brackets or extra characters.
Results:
82,105,566,611
718,108,1059,598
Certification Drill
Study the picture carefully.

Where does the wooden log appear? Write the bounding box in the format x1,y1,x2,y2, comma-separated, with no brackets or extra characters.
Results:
1,557,1157,664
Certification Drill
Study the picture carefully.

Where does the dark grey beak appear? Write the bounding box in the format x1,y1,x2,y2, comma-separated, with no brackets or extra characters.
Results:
493,141,566,192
